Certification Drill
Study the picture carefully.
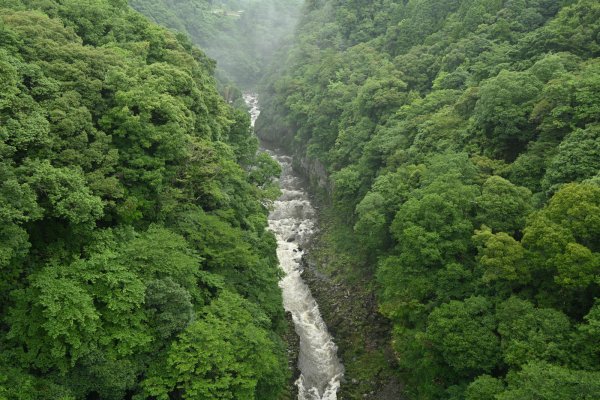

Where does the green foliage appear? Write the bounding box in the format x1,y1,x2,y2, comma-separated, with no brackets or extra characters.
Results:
143,291,286,400
543,125,600,191
8,267,102,372
473,227,528,284
473,70,543,160
145,278,194,340
496,297,571,367
523,183,600,294
476,176,532,233
498,361,600,400
0,0,286,398
257,0,600,397
465,375,505,400
576,300,600,368
427,296,500,376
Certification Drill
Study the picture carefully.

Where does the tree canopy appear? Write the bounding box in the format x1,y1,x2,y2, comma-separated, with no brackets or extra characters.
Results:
0,0,287,398
257,0,600,397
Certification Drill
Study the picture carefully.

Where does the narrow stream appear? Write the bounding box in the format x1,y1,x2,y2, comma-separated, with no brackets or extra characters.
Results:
244,93,344,400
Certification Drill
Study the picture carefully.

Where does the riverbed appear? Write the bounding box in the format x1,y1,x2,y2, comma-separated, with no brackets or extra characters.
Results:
245,93,344,400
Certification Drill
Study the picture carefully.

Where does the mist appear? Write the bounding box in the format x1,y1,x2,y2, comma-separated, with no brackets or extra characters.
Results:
130,0,303,89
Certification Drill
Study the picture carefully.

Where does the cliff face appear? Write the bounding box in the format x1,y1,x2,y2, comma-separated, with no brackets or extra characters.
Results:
256,119,330,195
297,155,330,194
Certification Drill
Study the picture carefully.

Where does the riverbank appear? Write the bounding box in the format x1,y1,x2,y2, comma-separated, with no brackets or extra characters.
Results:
282,311,300,400
300,226,405,400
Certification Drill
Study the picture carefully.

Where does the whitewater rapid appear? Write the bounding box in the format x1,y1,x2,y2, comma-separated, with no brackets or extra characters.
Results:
244,93,344,400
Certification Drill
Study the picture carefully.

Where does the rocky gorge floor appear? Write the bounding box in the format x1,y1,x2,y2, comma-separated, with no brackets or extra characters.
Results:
299,247,405,399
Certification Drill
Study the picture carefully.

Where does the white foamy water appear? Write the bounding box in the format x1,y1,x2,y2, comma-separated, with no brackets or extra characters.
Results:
245,93,344,399
244,92,261,126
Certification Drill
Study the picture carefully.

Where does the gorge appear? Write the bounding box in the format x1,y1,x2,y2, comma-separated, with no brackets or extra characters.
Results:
0,0,599,399
248,94,344,399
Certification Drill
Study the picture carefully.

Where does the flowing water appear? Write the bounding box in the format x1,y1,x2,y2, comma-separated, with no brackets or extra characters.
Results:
244,93,344,400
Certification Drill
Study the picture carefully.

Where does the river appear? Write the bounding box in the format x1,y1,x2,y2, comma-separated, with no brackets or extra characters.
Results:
244,93,344,400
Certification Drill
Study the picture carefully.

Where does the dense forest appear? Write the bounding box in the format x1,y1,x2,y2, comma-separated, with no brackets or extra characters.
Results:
129,0,301,88
0,0,289,398
2,0,600,398
258,0,600,398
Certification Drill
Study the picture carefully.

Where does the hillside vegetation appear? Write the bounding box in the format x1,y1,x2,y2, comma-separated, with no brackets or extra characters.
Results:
258,0,600,398
0,0,287,398
129,0,302,88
